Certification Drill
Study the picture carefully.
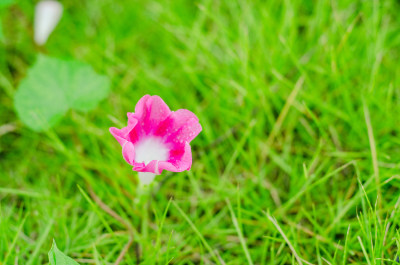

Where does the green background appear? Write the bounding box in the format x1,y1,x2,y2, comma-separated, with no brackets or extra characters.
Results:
1,0,400,264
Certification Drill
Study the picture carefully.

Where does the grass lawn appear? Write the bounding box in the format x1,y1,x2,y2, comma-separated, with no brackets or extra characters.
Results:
1,0,400,264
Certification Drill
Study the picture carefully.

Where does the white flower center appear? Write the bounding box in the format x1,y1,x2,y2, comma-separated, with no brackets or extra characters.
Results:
135,137,169,165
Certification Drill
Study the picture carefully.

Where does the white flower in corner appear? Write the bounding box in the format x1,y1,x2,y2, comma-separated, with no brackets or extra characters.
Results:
34,0,63,45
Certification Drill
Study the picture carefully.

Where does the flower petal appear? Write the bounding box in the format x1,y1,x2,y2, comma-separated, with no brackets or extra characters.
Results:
122,141,135,165
109,117,138,146
146,95,171,127
131,143,192,174
110,95,201,176
133,94,151,118
158,142,193,173
155,109,202,144
109,127,127,146
34,0,63,45
134,160,158,174
130,95,173,138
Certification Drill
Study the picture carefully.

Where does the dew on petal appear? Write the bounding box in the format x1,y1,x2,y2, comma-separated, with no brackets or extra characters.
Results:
110,95,202,182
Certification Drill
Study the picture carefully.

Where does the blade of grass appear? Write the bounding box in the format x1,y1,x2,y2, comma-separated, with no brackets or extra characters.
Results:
172,200,223,265
26,215,55,265
226,199,254,265
267,214,304,265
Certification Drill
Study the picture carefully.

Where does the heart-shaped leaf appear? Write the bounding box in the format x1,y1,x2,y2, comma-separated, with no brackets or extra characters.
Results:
14,55,110,131
48,240,80,265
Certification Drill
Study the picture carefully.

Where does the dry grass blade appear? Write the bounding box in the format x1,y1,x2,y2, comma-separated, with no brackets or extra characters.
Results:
363,102,381,209
88,187,134,265
267,76,305,146
267,214,305,265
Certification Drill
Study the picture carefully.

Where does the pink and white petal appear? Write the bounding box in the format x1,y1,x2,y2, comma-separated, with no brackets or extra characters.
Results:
127,112,139,126
155,109,201,144
146,96,172,130
110,95,201,175
133,94,151,118
134,95,172,134
110,127,127,146
131,142,193,174
136,160,159,174
133,160,167,175
110,118,138,146
132,162,146,171
126,96,150,138
158,142,193,173
122,141,135,165
175,118,202,143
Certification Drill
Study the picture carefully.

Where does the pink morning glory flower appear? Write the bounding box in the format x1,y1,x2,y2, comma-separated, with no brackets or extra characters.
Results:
110,95,202,185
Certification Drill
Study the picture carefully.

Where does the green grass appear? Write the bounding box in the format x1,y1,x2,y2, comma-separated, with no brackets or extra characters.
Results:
1,0,400,264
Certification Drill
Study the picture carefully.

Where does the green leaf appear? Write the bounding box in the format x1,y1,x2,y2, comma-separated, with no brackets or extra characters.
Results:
14,55,110,131
48,240,80,265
